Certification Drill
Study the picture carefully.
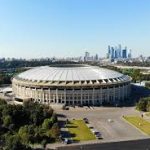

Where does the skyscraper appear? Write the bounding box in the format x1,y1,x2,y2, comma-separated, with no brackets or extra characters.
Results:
108,45,111,54
128,49,132,58
84,51,90,61
122,49,127,58
111,47,115,59
107,44,131,59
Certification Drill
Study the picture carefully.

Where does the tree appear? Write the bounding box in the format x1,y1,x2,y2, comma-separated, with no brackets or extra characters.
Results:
132,69,141,83
18,126,30,144
136,98,150,111
146,101,150,112
5,134,32,150
0,98,59,147
50,123,60,139
42,119,51,130
3,115,12,127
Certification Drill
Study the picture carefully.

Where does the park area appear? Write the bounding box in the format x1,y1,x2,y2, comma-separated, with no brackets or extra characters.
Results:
67,119,96,141
123,116,150,135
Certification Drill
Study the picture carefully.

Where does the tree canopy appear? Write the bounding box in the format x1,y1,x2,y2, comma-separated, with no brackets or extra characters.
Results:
0,100,60,150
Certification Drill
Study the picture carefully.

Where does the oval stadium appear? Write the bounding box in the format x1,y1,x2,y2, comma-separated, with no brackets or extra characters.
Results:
12,65,131,106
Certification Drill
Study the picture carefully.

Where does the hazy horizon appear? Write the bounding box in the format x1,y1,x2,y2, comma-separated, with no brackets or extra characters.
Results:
0,0,150,59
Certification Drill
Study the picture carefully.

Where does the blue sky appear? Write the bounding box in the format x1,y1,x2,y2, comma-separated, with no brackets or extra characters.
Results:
0,0,150,58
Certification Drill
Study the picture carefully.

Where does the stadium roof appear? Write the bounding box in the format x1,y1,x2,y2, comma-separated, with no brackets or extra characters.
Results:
17,66,129,83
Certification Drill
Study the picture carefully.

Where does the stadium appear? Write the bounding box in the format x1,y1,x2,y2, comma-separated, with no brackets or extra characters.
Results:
12,65,131,106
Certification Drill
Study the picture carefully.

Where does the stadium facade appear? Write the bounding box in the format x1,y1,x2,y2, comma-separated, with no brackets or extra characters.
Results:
12,65,131,106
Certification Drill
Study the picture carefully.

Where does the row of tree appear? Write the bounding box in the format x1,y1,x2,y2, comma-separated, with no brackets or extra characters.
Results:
0,73,12,85
0,100,60,150
103,65,150,82
117,61,150,67
0,60,79,69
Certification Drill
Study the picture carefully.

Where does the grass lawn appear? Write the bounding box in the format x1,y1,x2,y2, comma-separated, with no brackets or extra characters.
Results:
67,119,96,141
123,116,150,135
145,112,150,117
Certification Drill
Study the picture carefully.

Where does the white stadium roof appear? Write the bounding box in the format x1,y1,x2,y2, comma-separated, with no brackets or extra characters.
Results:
17,66,127,82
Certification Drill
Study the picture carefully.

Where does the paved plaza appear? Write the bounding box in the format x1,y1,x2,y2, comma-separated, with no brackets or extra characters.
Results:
56,106,149,142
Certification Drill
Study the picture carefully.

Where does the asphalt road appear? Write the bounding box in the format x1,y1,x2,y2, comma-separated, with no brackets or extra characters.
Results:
57,138,150,150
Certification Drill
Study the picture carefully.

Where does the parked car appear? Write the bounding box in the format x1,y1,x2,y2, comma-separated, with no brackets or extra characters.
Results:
91,129,97,133
89,126,94,129
94,131,102,139
83,118,89,123
64,138,71,144
108,119,113,123
96,134,102,139
62,105,70,110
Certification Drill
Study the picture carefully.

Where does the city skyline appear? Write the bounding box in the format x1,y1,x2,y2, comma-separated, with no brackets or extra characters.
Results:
0,0,150,58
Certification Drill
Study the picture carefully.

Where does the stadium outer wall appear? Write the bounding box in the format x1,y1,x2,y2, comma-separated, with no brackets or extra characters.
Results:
12,70,131,106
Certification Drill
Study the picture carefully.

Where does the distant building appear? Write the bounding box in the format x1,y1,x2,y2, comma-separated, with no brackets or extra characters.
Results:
94,54,99,61
122,49,127,58
111,47,115,59
128,49,132,59
84,51,90,61
107,44,132,61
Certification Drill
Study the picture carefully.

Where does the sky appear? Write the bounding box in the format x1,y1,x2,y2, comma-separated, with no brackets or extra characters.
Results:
0,0,150,58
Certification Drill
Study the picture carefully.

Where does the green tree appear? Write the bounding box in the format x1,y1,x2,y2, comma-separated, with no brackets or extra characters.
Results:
3,115,12,127
136,98,148,111
42,118,51,130
50,123,60,139
5,134,31,150
146,101,150,112
132,69,141,83
18,126,30,144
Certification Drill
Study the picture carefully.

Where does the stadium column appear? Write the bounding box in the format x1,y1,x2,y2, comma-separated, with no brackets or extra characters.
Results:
31,87,33,99
37,89,39,102
56,88,58,103
64,88,66,105
125,84,127,98
42,88,45,104
119,85,122,100
60,92,63,104
100,88,102,105
118,85,121,101
127,83,130,96
121,85,124,101
126,84,129,96
113,85,115,103
49,88,51,103
34,88,37,102
45,91,48,104
107,87,110,103
37,88,39,102
123,85,125,101
92,88,95,106
72,88,75,106
81,88,83,106
85,89,91,105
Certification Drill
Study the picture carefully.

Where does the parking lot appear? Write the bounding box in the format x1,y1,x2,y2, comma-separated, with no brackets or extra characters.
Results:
56,106,149,143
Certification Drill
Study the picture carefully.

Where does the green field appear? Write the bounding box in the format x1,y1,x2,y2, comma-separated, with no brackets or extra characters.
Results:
123,116,150,135
145,112,150,117
67,119,96,141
